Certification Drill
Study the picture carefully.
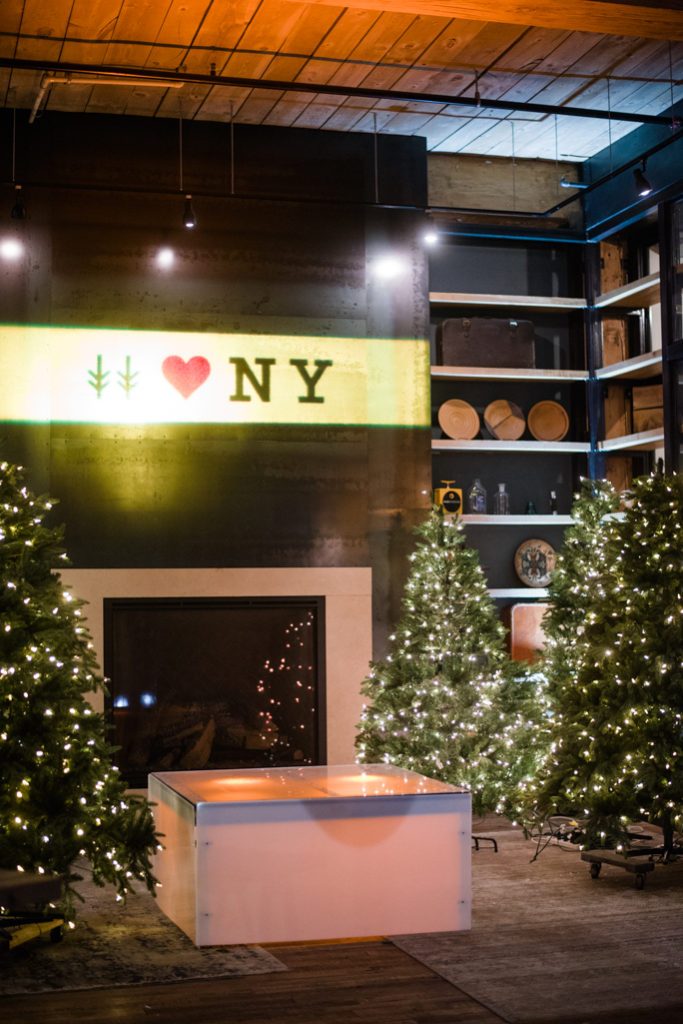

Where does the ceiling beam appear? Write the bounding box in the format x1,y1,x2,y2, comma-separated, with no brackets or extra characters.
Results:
1,57,675,126
294,0,683,41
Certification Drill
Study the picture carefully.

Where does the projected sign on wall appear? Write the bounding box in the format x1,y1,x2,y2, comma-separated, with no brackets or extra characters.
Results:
0,326,430,427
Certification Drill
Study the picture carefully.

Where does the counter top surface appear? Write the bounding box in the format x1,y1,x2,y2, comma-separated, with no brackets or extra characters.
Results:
149,764,468,805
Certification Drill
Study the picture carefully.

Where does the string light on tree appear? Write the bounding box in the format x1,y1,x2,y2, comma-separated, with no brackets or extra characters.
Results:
525,472,683,854
356,506,548,817
0,462,161,922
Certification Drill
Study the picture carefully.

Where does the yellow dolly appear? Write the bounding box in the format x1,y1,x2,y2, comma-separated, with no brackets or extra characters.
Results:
0,868,64,951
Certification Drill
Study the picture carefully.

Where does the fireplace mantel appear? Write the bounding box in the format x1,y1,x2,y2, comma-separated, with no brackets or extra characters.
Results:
61,567,372,766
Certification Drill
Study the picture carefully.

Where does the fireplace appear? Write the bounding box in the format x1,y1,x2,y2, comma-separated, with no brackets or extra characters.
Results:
104,597,325,787
60,567,372,771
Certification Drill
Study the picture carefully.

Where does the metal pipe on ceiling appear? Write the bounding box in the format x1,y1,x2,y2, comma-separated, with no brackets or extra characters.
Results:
1,56,676,128
28,72,184,124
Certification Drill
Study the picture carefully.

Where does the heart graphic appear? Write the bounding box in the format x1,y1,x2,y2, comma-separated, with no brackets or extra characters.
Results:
162,355,211,398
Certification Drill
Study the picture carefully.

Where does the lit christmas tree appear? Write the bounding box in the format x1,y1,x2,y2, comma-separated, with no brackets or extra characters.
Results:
533,477,620,740
0,463,160,920
356,507,547,816
529,472,683,853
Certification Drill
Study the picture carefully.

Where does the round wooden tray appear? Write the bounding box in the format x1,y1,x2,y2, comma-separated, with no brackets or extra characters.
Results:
527,400,569,441
438,399,480,440
484,399,526,440
514,538,556,587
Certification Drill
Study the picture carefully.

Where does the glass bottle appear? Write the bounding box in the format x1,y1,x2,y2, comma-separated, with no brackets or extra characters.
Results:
467,478,487,514
494,482,510,515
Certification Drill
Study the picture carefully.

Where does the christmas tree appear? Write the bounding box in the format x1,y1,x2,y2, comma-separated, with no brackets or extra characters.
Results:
356,506,547,817
0,462,161,921
517,477,620,823
528,472,683,853
538,477,620,690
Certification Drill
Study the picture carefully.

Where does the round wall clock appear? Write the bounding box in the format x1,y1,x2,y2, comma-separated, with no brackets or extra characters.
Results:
514,538,556,587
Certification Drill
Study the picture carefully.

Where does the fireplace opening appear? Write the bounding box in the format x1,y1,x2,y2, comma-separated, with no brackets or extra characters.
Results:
103,596,326,787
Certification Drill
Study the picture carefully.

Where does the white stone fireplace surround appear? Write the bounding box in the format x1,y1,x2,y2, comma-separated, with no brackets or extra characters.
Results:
61,567,372,766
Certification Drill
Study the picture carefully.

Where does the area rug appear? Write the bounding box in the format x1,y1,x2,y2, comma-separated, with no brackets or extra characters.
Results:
391,822,683,1023
1,864,287,995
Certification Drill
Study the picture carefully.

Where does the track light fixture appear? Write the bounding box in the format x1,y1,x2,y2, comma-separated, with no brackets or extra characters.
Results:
178,112,197,229
9,109,26,220
634,161,653,197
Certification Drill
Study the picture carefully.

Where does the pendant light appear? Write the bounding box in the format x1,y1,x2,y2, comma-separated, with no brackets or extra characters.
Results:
10,108,26,219
178,112,196,229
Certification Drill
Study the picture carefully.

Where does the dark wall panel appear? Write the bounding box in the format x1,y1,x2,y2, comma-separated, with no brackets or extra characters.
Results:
0,112,432,654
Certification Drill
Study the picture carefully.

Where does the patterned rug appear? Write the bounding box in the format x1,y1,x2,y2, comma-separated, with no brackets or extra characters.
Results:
391,822,683,1023
1,865,287,995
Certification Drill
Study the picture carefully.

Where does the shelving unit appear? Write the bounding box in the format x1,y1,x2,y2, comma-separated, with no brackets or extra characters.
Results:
598,427,665,453
433,438,590,453
594,349,662,381
489,588,549,599
429,235,588,610
429,292,587,311
459,514,573,526
432,365,588,382
427,199,680,636
593,271,660,310
592,246,664,485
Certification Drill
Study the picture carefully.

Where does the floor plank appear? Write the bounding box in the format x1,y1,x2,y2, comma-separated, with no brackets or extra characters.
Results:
0,940,504,1024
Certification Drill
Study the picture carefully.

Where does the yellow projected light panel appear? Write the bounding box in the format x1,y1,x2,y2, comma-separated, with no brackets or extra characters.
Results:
0,326,430,428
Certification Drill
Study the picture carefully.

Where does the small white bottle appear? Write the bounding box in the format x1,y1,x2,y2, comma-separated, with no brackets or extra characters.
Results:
494,482,510,515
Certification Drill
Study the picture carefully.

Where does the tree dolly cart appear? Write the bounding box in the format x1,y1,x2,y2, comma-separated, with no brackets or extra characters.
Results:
580,849,655,889
0,868,64,951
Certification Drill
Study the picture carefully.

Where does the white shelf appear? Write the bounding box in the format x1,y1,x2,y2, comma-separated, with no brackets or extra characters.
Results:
430,292,586,310
459,514,572,525
594,272,660,310
431,365,588,382
488,588,549,599
433,438,591,453
597,427,665,453
594,350,662,381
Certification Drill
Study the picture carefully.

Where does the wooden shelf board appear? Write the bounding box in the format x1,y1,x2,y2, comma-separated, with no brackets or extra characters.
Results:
433,439,591,453
594,272,660,310
429,292,586,310
594,350,662,381
431,365,588,382
489,588,549,599
598,428,664,452
458,514,573,525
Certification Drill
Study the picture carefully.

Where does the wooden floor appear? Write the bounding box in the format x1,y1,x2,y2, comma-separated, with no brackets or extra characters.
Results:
2,940,503,1024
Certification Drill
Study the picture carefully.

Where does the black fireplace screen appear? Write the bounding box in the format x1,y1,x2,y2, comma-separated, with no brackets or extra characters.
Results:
103,597,325,787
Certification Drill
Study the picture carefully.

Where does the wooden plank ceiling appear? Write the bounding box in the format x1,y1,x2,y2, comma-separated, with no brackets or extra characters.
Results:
0,0,681,161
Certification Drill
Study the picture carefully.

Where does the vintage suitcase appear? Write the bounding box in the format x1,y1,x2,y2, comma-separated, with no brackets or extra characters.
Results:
502,603,549,663
436,317,535,368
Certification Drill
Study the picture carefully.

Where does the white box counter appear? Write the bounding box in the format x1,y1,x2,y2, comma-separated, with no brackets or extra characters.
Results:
149,764,471,946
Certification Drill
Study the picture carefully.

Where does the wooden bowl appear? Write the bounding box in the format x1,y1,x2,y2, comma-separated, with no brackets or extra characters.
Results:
438,399,480,440
484,399,526,440
527,400,569,442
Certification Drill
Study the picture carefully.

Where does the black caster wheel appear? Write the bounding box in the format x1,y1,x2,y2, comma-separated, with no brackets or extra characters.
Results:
50,925,63,943
635,873,645,890
590,862,601,879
